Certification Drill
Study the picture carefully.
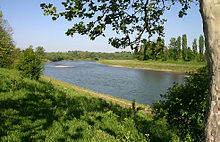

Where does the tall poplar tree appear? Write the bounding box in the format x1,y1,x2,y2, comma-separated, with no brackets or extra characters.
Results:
177,36,181,59
192,38,197,54
182,34,187,61
199,35,204,61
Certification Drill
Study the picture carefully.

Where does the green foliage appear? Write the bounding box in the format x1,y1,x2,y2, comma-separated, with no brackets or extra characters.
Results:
130,99,144,118
177,36,181,59
0,68,180,141
199,35,205,61
45,51,134,62
40,1,196,49
185,47,195,61
136,38,166,61
168,37,178,60
153,66,209,141
35,46,45,58
136,34,205,63
40,1,171,49
45,52,64,62
0,11,15,68
182,34,187,61
192,38,197,54
16,47,44,80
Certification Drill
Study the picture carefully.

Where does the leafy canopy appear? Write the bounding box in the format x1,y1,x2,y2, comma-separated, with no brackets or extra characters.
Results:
40,0,196,49
0,11,15,68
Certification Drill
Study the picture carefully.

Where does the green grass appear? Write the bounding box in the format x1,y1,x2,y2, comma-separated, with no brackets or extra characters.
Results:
98,60,206,73
0,68,179,141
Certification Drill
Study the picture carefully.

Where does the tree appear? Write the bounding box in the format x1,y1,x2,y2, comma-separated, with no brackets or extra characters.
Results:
168,37,178,60
16,47,44,80
192,38,197,55
136,40,147,60
182,34,187,61
144,41,153,60
41,0,220,141
199,35,204,61
155,38,165,60
40,1,168,50
199,1,220,141
177,36,181,60
35,46,45,58
0,11,15,68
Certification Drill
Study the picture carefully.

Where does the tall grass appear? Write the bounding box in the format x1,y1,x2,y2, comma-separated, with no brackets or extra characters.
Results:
0,68,178,141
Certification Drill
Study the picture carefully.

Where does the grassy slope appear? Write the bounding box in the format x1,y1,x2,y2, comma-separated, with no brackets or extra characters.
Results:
41,75,151,113
0,68,178,141
98,60,206,73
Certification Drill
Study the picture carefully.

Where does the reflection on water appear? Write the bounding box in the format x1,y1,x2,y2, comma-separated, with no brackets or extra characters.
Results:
43,61,184,105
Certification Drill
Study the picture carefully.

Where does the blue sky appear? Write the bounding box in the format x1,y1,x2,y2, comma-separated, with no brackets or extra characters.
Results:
0,0,203,52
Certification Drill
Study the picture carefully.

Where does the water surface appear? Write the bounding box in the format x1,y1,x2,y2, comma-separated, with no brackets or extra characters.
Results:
43,61,184,105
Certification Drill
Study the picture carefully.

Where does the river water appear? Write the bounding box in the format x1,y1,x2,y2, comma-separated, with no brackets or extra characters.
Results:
43,61,184,105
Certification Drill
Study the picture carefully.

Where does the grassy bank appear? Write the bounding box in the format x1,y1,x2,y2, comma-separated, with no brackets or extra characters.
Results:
0,68,179,141
41,75,151,113
98,60,206,73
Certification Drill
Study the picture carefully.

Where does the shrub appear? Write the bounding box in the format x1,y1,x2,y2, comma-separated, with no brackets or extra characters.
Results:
153,66,208,141
16,47,44,80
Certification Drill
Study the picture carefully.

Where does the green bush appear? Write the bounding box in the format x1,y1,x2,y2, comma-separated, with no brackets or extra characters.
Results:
16,47,44,80
153,66,208,141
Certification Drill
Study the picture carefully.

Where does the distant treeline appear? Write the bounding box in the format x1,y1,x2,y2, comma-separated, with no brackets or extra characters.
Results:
135,34,206,62
44,51,134,62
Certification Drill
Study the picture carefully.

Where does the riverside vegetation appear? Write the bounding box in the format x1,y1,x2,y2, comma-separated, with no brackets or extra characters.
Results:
0,68,179,141
1,10,209,141
44,51,134,62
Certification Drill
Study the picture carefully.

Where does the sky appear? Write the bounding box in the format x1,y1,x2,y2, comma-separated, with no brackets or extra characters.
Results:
0,0,203,52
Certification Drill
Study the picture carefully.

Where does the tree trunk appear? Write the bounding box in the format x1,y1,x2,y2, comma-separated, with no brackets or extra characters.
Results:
199,0,220,141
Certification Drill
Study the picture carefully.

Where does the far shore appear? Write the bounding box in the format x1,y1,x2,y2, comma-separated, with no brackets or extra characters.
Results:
97,60,206,74
98,62,182,73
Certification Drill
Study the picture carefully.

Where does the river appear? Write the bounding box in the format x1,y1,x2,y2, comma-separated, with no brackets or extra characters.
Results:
43,61,184,105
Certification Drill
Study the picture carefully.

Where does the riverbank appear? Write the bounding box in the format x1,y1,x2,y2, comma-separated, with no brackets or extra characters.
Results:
97,60,206,73
41,75,151,113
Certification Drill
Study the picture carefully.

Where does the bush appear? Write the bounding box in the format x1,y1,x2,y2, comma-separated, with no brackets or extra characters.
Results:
153,66,208,141
16,47,44,80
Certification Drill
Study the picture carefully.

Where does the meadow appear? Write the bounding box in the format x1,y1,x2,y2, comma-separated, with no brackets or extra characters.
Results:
0,68,179,141
98,60,206,73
